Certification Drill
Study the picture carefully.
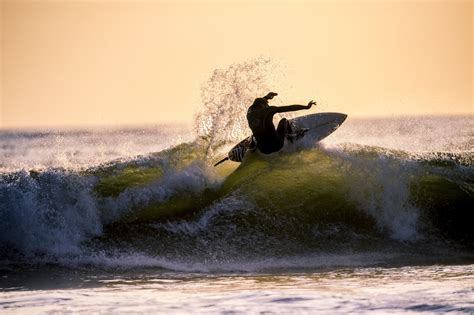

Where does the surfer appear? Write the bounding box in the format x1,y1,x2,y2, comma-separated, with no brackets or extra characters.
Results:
247,92,316,154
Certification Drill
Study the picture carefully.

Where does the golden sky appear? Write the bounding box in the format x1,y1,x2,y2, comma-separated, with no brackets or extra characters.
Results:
0,0,472,128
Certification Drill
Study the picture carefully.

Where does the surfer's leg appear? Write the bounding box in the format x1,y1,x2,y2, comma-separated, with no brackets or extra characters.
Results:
277,118,292,139
278,118,296,143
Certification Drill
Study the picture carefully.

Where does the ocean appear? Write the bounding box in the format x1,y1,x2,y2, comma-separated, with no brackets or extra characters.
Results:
0,115,473,313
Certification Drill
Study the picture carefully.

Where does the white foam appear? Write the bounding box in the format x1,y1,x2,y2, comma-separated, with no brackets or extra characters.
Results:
98,160,222,223
325,144,422,241
0,154,221,258
0,170,102,256
155,193,255,236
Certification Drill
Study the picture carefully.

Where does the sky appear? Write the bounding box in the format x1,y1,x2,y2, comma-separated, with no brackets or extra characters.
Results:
0,0,472,128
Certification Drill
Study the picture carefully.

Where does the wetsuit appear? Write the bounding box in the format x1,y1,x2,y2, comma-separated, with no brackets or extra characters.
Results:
247,98,309,154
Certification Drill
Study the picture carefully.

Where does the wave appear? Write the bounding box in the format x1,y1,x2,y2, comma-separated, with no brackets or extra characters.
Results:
0,141,217,258
1,139,472,269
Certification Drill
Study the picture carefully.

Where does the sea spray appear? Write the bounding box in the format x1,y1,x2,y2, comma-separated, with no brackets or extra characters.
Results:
194,57,289,159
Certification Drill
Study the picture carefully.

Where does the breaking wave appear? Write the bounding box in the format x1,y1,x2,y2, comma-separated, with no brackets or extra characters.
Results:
1,58,472,271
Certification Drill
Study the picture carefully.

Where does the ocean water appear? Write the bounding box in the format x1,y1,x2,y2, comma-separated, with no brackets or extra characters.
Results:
0,114,473,313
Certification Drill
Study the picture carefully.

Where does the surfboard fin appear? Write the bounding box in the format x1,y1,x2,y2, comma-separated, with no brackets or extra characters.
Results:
214,157,229,167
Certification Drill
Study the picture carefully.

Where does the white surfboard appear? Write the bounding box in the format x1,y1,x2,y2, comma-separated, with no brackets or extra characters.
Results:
214,112,347,166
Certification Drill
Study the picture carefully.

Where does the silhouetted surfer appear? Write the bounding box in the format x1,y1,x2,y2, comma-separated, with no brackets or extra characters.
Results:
247,92,315,154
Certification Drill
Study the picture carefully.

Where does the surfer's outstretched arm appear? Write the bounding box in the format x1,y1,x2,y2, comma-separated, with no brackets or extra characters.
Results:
270,100,316,114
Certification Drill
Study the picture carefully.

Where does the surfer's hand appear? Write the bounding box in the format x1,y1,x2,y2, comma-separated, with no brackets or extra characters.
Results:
264,92,278,100
306,100,316,109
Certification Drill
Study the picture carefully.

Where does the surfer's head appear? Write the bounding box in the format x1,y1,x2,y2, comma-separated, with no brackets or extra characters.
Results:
251,97,268,108
250,92,277,108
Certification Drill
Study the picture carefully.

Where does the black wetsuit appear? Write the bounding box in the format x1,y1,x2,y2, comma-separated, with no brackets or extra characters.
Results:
247,99,308,154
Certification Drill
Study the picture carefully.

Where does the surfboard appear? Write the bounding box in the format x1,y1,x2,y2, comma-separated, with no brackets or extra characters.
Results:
214,112,347,166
